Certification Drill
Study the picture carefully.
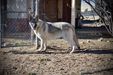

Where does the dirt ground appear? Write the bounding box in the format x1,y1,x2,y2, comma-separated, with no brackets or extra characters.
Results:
0,38,113,75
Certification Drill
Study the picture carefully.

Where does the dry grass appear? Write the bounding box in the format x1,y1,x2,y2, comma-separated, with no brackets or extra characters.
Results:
0,38,113,75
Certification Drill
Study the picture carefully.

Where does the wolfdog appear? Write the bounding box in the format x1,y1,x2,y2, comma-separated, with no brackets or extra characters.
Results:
29,15,80,53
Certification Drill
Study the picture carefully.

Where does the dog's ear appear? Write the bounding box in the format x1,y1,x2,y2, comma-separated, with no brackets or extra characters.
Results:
28,8,34,21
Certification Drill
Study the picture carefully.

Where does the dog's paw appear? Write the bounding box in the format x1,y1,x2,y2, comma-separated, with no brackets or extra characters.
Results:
69,50,79,54
36,48,42,51
69,51,74,54
69,48,80,54
36,48,47,52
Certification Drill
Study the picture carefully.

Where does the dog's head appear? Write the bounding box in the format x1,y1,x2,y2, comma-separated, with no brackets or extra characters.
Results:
28,10,39,29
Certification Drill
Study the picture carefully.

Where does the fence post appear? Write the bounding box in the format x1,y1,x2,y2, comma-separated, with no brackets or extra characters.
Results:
71,0,76,27
34,0,40,47
31,0,39,45
0,2,1,48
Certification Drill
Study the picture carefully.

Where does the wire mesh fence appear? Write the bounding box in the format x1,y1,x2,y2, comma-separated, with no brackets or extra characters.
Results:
1,12,32,47
1,0,33,48
1,0,113,48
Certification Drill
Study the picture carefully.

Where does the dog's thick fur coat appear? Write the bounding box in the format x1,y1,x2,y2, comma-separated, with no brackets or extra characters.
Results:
29,16,80,53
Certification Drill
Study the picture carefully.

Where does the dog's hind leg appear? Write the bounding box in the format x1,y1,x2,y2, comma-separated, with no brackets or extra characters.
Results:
69,39,79,54
69,40,78,54
70,31,80,54
63,29,79,54
70,46,75,54
62,30,74,53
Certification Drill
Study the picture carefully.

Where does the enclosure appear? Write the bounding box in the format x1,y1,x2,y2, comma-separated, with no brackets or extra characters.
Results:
0,0,113,75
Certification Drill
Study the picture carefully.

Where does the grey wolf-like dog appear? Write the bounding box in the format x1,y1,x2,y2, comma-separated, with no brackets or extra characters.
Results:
29,15,80,53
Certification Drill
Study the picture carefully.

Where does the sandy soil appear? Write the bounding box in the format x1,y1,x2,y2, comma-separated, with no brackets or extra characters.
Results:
0,38,113,75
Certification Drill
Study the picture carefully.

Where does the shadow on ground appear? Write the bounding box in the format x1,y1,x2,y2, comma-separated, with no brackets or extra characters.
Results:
4,48,113,55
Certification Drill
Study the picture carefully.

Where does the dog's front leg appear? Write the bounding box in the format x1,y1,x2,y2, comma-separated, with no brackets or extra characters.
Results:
37,37,43,51
36,33,44,51
38,40,47,51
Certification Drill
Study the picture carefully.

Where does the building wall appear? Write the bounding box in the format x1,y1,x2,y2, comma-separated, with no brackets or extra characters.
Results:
39,0,58,22
58,0,63,21
39,0,72,22
63,0,71,23
45,0,58,22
